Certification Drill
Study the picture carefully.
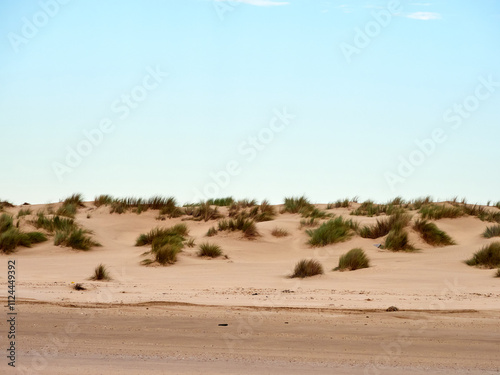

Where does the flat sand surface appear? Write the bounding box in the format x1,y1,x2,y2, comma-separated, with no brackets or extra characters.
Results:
1,202,499,374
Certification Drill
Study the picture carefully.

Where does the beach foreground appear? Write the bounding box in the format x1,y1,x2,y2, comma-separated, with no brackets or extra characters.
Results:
11,301,500,374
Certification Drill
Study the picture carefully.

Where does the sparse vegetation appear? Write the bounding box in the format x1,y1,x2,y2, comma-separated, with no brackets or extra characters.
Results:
351,200,406,217
412,219,455,246
307,217,358,247
136,224,189,265
291,259,324,278
418,204,465,220
32,213,77,233
56,202,77,218
63,193,85,207
17,208,32,218
465,242,500,269
135,224,188,246
282,196,314,214
197,242,223,258
184,202,222,221
495,268,500,278
358,213,411,239
94,194,114,207
271,227,289,237
299,218,320,228
384,227,415,252
54,228,101,250
185,238,196,248
228,200,276,222
327,198,351,209
207,197,234,206
216,217,259,239
334,248,370,271
206,227,218,237
483,225,500,239
410,196,433,210
90,264,111,281
300,206,332,219
0,213,48,253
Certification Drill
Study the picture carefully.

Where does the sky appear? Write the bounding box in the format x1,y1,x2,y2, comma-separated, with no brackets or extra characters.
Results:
1,0,499,205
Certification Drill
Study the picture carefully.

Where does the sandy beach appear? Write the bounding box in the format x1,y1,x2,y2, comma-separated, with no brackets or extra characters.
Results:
1,200,499,374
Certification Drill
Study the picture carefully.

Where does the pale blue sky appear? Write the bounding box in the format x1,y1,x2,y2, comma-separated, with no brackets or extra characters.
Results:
1,0,499,205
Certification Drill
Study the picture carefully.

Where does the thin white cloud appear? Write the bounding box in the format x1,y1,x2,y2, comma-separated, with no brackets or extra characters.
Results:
406,11,441,20
215,0,289,6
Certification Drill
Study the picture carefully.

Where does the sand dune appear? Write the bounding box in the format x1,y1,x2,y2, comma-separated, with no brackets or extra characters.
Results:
1,200,499,373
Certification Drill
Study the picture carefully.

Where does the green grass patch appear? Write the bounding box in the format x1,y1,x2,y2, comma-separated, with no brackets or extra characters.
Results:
183,202,222,221
358,213,411,239
327,198,351,209
334,248,370,271
197,242,223,258
90,264,111,281
63,193,85,207
483,225,500,238
207,197,234,206
465,242,500,269
216,217,259,239
32,213,77,233
0,213,48,253
54,228,101,250
306,217,358,247
351,200,406,217
56,203,77,218
418,204,465,220
17,208,32,218
384,228,415,252
282,196,314,214
271,227,289,237
412,219,455,246
135,224,189,246
291,259,324,278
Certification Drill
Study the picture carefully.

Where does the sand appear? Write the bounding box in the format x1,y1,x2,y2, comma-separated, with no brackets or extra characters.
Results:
1,202,499,374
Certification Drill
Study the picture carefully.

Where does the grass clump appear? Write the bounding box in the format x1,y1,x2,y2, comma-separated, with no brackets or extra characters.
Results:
299,218,320,228
384,227,415,252
0,213,48,254
216,217,259,239
136,223,189,266
63,193,85,207
413,219,455,246
291,259,324,278
56,203,77,218
358,213,411,239
90,264,111,281
351,200,406,217
55,228,101,250
327,198,351,209
465,242,500,269
418,204,464,220
206,227,218,237
334,248,370,271
17,208,32,218
184,202,222,221
483,225,500,238
282,196,314,214
135,224,189,246
271,227,289,237
207,197,234,206
94,194,114,207
228,200,276,222
495,268,500,278
307,217,358,247
197,242,223,258
32,213,77,233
